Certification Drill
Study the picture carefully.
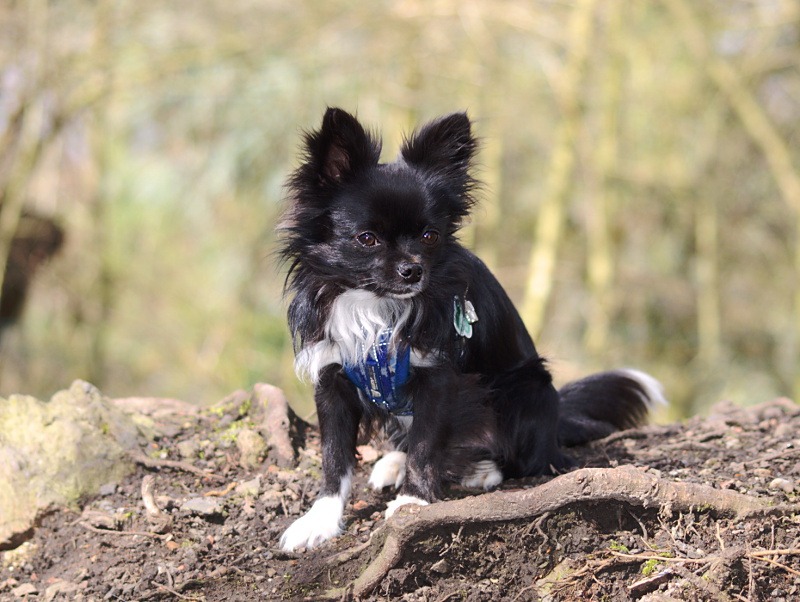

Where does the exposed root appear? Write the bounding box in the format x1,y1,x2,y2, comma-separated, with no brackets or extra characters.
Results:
253,383,305,468
326,465,777,599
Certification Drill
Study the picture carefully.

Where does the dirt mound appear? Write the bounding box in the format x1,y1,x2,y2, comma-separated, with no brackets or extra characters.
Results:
1,389,799,601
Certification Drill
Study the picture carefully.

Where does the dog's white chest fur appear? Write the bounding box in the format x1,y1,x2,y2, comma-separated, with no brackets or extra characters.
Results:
294,289,418,383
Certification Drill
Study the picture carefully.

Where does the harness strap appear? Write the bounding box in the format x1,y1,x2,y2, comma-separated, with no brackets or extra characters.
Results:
344,328,412,415
342,296,477,416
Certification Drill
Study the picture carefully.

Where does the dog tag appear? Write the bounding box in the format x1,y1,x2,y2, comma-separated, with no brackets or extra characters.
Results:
454,297,479,338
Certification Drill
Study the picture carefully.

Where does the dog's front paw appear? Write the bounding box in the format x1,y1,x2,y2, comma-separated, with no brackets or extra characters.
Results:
368,451,407,490
385,495,428,518
279,496,344,552
460,460,503,490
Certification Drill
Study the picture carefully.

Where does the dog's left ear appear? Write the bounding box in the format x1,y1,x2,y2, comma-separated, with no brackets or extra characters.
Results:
401,112,477,181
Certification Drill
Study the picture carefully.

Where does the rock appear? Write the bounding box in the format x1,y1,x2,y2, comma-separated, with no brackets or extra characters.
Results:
181,497,222,517
11,583,37,597
768,478,795,494
431,559,450,574
235,476,261,497
98,482,117,497
0,380,140,549
177,439,200,460
261,489,283,511
80,510,120,531
236,428,266,468
44,580,78,602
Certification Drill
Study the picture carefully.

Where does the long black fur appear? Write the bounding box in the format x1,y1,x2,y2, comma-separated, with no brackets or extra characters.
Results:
278,108,663,541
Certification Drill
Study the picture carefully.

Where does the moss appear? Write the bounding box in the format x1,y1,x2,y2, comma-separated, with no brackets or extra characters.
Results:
608,540,630,553
0,380,138,546
641,558,661,576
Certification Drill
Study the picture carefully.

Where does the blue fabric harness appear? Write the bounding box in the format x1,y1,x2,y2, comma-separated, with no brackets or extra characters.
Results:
343,296,478,416
343,327,413,416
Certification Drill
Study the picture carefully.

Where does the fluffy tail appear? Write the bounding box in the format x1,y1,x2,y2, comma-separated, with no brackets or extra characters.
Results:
557,369,666,447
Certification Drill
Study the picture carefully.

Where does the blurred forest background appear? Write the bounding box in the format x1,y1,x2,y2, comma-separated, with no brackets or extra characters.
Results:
0,0,798,419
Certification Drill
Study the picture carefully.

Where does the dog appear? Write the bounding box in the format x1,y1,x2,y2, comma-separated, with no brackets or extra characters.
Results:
278,108,665,552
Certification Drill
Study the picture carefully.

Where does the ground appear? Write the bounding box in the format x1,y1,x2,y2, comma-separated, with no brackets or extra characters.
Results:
1,392,800,601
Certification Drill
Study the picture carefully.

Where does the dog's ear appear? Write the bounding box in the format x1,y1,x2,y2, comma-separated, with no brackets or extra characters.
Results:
401,112,477,181
304,108,381,185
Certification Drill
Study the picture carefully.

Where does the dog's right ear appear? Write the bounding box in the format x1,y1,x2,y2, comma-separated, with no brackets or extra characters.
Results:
303,108,382,186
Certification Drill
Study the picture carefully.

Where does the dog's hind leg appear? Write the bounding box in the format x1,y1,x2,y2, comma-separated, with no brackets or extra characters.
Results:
368,415,413,489
368,451,407,489
460,459,503,490
492,357,574,478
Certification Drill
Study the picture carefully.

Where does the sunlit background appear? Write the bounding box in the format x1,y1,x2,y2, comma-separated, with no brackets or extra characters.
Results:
1,0,798,419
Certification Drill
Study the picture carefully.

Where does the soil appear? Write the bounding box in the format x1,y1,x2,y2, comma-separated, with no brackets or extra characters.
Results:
2,392,800,602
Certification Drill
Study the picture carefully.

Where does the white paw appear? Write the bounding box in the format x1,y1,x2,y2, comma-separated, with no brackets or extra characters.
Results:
368,451,407,490
460,460,503,490
279,496,344,552
385,495,428,518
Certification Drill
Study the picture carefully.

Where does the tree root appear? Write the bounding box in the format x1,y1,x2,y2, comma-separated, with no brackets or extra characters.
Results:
252,383,307,468
326,465,781,599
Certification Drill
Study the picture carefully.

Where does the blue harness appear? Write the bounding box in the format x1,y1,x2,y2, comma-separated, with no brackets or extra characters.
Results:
342,296,478,416
343,328,413,415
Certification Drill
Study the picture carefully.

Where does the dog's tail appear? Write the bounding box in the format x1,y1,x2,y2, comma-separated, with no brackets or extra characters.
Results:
557,369,666,447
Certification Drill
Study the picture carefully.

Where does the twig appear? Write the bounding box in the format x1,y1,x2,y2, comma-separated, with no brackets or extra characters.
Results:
78,521,167,540
743,448,800,469
129,450,225,481
152,581,201,601
611,551,709,564
510,583,539,602
204,482,237,497
748,548,800,557
615,547,800,578
141,475,168,519
751,554,800,577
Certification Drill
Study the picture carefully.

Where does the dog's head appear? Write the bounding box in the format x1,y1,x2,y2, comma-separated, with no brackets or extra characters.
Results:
280,108,479,299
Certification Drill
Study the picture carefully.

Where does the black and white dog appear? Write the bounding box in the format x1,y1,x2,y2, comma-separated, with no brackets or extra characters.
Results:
278,108,665,551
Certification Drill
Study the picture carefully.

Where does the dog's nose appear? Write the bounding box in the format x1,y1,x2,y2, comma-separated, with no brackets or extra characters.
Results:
397,262,423,283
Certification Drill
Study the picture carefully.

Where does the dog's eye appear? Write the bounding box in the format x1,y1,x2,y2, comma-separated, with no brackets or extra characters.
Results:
421,230,440,245
356,232,379,247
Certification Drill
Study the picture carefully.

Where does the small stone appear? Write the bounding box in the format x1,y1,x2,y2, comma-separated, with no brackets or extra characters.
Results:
81,509,120,531
431,559,450,574
181,497,222,516
176,440,200,460
729,462,745,475
261,490,283,511
774,423,794,439
44,580,78,602
769,478,795,494
98,482,117,496
11,583,38,597
752,468,772,478
235,476,261,497
236,428,267,468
